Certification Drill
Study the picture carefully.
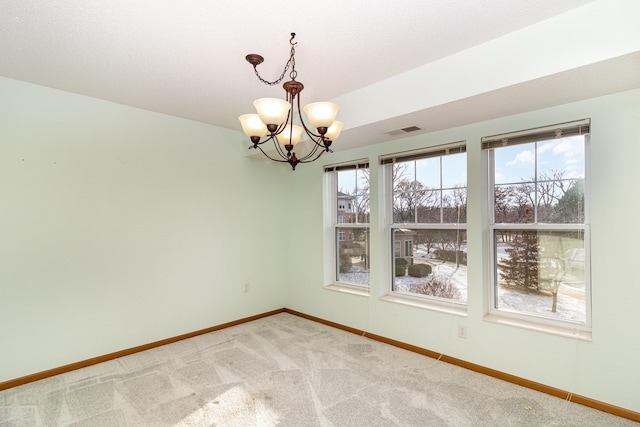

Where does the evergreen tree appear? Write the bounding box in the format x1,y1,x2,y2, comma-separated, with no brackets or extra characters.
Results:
552,179,584,223
498,231,539,290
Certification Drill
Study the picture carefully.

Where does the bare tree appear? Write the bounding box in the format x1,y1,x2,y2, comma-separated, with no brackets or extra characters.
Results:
393,179,437,222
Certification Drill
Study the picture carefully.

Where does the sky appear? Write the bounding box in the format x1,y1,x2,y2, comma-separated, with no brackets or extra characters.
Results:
336,135,586,193
495,135,585,184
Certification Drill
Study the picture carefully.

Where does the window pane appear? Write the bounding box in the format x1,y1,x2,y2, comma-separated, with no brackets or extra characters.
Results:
337,168,369,224
415,157,439,188
494,183,535,223
416,189,441,223
534,176,585,224
537,137,585,180
442,152,466,189
336,227,370,286
392,228,467,303
494,229,586,323
393,188,416,223
442,188,466,223
494,143,536,185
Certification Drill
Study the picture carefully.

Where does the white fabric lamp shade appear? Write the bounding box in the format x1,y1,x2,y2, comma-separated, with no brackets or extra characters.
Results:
276,125,303,146
324,120,343,141
303,102,339,129
253,98,291,126
238,114,268,138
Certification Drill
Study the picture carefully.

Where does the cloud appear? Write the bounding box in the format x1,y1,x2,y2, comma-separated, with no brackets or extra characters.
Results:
553,137,584,164
506,150,535,167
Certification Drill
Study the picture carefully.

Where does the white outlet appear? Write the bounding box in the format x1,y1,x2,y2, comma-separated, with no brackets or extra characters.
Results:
457,325,467,339
244,282,250,292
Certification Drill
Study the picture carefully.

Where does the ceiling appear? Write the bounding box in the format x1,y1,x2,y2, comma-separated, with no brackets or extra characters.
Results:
2,0,638,152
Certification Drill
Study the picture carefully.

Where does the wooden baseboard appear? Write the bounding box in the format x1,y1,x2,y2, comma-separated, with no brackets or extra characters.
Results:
283,308,640,423
1,307,637,423
0,308,285,392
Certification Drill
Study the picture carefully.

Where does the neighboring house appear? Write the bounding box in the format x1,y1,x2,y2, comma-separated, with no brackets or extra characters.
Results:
394,228,416,263
337,192,356,241
337,192,355,224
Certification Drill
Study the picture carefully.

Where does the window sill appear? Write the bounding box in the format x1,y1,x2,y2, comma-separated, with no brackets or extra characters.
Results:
483,313,592,341
379,293,467,316
325,283,370,297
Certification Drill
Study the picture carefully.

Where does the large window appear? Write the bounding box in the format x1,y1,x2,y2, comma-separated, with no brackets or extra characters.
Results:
484,119,590,327
326,162,370,287
383,143,467,304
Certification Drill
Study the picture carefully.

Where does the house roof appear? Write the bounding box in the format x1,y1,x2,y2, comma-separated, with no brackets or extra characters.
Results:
337,192,355,199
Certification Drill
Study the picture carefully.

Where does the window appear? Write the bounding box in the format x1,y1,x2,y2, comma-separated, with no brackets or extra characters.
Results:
325,162,370,287
404,240,413,257
484,119,590,328
382,142,467,304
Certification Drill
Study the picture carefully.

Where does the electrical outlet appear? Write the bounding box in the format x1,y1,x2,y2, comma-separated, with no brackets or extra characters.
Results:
244,282,250,292
457,325,467,339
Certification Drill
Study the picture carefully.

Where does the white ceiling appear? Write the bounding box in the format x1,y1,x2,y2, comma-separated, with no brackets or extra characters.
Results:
2,0,639,152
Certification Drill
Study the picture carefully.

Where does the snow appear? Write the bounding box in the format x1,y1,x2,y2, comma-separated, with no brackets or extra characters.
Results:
338,243,586,323
495,243,586,322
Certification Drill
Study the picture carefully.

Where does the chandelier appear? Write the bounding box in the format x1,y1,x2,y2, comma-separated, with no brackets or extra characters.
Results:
238,33,343,170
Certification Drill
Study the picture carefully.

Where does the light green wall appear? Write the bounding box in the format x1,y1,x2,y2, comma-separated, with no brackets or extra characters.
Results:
2,75,639,414
0,77,288,382
286,89,640,413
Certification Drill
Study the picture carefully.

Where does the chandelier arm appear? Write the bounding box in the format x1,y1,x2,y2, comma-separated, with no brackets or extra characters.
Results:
249,134,291,163
268,109,295,159
297,146,332,164
295,136,334,162
250,143,290,163
293,95,333,151
252,133,289,161
272,138,292,160
292,142,321,162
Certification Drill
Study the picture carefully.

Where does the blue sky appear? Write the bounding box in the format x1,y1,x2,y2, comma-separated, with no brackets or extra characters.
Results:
337,135,586,193
495,136,585,184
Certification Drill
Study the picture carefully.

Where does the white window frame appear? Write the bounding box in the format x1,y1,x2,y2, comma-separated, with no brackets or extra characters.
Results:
484,119,592,335
404,240,413,257
324,161,370,292
381,142,468,312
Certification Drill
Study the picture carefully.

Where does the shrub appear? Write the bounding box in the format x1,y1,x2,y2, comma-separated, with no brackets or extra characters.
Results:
408,263,432,277
340,241,362,250
394,258,408,276
339,252,352,273
411,275,461,300
395,258,408,267
434,249,467,265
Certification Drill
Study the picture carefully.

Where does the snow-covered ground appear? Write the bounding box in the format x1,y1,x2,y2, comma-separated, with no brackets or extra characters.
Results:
339,243,585,322
497,282,585,321
395,261,467,302
495,243,586,322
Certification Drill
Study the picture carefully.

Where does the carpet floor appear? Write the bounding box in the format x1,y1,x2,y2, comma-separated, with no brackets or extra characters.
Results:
1,312,637,426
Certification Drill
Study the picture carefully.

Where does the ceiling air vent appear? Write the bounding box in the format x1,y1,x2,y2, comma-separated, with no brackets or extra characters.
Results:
385,126,422,136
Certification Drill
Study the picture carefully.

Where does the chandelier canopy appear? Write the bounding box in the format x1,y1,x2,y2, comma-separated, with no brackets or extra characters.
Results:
238,33,342,170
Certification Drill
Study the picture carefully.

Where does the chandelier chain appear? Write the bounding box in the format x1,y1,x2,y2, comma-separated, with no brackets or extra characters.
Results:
252,33,298,86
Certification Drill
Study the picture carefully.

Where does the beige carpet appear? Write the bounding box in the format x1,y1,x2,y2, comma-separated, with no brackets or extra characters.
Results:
0,312,637,426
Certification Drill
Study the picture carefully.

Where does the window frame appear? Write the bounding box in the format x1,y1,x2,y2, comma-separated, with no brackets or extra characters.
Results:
324,161,370,291
484,119,592,332
382,142,468,310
